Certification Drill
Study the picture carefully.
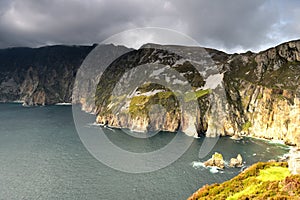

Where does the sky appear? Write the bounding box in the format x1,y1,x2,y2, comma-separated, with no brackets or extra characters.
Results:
0,0,299,53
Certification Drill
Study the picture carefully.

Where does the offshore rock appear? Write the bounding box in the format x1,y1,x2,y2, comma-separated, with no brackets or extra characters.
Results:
229,154,243,168
204,152,225,169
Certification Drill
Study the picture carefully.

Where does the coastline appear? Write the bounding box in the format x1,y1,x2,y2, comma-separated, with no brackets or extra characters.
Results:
2,102,296,149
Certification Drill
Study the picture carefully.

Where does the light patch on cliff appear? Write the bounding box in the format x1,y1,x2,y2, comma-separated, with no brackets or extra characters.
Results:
135,89,165,97
150,66,169,77
203,73,224,90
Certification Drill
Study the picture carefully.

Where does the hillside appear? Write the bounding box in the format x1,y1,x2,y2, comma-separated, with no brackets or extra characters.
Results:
188,162,300,200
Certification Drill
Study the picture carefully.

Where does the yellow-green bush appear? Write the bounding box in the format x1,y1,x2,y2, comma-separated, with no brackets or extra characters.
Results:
188,162,300,200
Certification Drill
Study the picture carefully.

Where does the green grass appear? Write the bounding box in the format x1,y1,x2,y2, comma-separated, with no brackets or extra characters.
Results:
128,83,210,118
128,90,180,119
226,166,290,200
258,60,300,90
157,91,174,99
242,121,252,131
212,152,223,160
184,89,211,102
188,162,300,200
256,166,290,182
129,95,150,117
227,184,258,200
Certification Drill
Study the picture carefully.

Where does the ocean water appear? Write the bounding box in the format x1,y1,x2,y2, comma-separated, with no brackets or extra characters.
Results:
0,103,289,200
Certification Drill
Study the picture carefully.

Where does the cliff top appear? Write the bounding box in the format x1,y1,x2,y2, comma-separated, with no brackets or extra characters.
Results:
188,162,300,200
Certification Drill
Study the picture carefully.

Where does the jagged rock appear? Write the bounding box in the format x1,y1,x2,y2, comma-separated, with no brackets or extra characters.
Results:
229,154,243,167
230,134,242,140
204,152,225,169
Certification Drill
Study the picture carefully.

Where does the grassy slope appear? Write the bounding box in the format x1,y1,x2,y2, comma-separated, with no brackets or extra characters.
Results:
188,162,300,200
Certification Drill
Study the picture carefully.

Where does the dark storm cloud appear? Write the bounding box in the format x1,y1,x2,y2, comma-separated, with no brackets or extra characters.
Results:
0,0,299,52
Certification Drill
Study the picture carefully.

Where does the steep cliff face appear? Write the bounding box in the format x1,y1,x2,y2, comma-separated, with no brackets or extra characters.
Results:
72,44,132,113
0,41,299,145
0,45,95,105
93,40,300,145
93,46,228,136
224,40,300,145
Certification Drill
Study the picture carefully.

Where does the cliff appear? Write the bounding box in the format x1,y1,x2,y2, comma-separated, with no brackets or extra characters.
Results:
0,45,96,105
224,40,300,145
93,40,300,145
0,40,299,145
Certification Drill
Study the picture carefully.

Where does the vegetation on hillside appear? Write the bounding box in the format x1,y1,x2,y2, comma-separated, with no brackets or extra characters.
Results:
188,162,300,200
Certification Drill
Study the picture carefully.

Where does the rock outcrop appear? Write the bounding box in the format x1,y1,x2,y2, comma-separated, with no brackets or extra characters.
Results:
229,154,243,168
203,152,225,169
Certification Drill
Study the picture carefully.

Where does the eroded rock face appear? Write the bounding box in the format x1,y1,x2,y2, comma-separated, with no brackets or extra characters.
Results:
225,40,300,146
0,45,95,105
93,40,300,146
239,85,299,145
93,46,219,136
0,41,300,148
72,44,132,113
288,148,300,175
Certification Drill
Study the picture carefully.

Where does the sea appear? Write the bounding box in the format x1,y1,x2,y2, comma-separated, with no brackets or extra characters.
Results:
0,103,290,200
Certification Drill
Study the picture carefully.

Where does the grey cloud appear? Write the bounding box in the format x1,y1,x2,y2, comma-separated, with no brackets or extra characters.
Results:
0,0,299,52
170,0,280,52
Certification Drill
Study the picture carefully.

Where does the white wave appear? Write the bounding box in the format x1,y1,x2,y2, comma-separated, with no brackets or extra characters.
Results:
191,161,205,169
12,100,24,104
209,166,219,174
55,102,72,106
89,122,104,126
191,161,223,174
269,139,285,145
223,160,230,168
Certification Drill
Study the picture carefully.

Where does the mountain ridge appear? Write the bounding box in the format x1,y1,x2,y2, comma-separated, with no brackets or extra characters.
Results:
0,40,299,147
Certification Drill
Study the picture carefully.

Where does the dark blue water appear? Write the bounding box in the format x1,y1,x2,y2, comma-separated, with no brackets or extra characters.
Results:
0,103,289,200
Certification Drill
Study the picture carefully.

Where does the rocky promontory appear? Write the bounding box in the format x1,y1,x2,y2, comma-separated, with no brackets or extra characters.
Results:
92,40,300,146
